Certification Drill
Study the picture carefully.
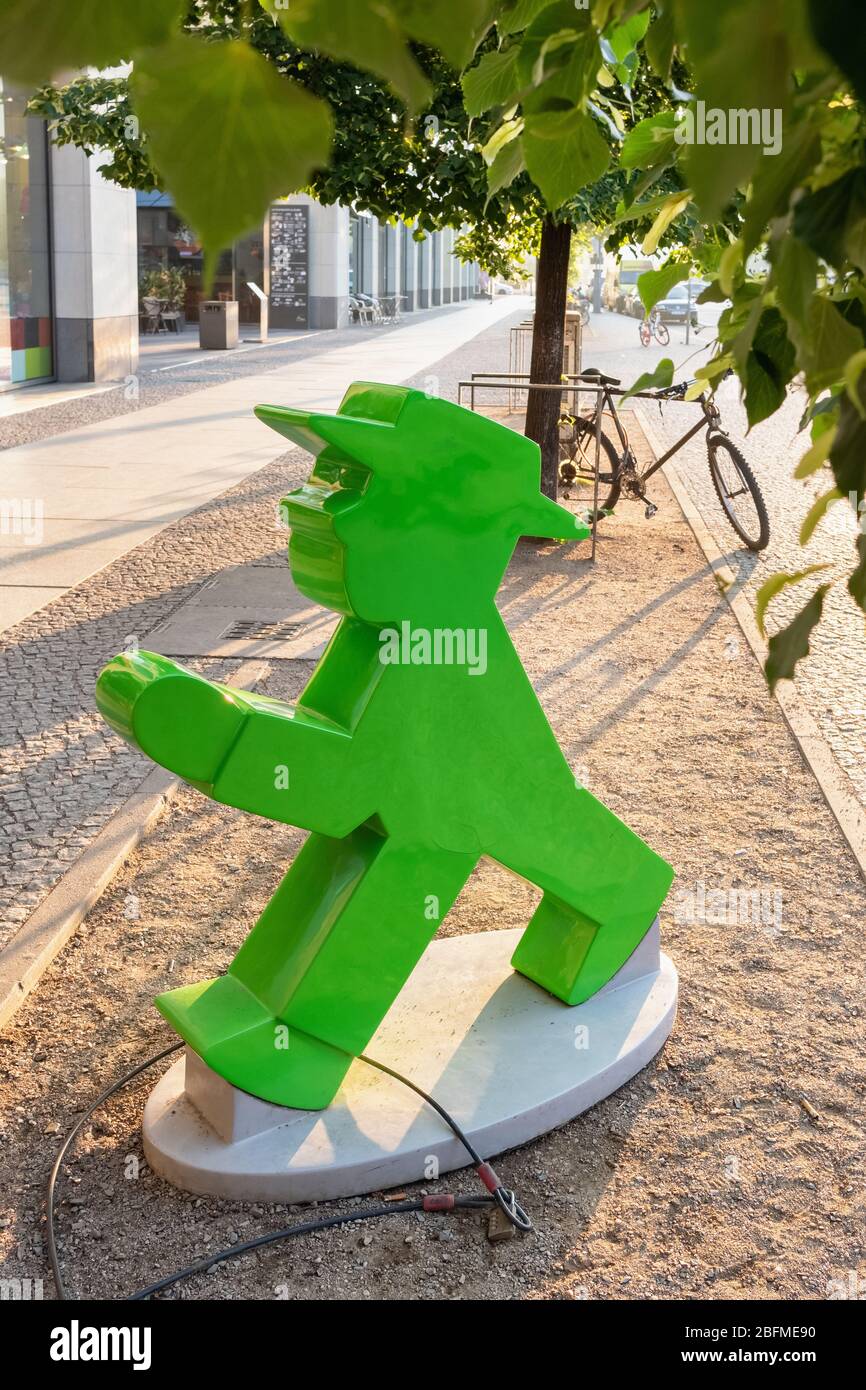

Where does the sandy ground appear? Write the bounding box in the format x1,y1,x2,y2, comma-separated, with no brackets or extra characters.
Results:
0,421,863,1302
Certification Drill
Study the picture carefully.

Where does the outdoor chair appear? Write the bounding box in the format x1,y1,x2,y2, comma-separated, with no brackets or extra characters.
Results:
141,297,165,334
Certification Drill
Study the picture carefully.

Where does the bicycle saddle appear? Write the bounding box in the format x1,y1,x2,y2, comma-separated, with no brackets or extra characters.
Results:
580,367,620,385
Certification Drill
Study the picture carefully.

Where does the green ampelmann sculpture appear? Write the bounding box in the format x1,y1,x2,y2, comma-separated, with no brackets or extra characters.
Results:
96,383,674,1110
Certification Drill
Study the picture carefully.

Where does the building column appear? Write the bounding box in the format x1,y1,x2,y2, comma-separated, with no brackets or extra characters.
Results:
363,217,379,297
306,199,350,329
431,231,443,306
441,228,454,304
51,142,138,382
417,234,431,309
401,227,418,311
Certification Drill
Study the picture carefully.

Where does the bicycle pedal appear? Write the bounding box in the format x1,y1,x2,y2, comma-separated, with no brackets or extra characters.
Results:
644,502,658,519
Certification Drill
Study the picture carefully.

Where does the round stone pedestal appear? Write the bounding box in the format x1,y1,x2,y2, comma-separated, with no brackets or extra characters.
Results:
143,923,677,1203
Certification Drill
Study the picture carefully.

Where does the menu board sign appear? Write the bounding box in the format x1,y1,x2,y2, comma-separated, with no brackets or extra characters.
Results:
269,204,309,328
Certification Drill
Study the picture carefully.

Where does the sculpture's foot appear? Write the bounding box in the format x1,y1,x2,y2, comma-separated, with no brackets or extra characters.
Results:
156,974,354,1110
511,897,660,1006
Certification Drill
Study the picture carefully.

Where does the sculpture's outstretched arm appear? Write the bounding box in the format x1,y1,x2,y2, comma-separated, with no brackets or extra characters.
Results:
96,651,369,837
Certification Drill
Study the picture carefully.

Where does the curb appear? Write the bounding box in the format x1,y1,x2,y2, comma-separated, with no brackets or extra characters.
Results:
636,406,866,881
0,658,269,1030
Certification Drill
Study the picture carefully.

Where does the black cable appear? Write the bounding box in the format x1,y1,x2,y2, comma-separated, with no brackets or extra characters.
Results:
128,1196,493,1301
47,1037,533,1301
47,1040,184,1303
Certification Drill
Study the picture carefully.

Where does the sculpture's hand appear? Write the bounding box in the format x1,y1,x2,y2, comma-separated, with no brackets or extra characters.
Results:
96,651,367,835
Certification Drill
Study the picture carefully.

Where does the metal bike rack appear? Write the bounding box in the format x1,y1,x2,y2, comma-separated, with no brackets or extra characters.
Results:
457,377,606,562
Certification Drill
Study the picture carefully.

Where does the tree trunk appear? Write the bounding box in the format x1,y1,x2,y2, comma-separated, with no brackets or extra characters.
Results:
524,215,572,500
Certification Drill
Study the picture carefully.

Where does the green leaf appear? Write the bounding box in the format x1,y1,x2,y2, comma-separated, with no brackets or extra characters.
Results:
795,296,864,395
742,119,822,256
604,10,651,62
486,136,525,196
278,0,431,112
481,117,524,164
638,260,689,314
498,0,557,37
718,240,744,298
743,307,796,428
0,0,184,83
516,1,595,97
523,107,609,210
794,427,836,478
799,488,843,545
390,0,497,71
641,191,690,255
695,352,735,385
678,0,791,218
828,387,866,504
130,36,333,286
771,234,818,333
755,565,831,638
620,112,678,171
645,5,676,79
764,584,831,690
462,45,520,115
844,349,866,419
620,358,675,404
696,281,730,304
792,170,866,275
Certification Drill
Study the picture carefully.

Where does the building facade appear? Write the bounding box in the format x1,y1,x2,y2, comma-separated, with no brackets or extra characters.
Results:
1,76,140,392
137,190,481,334
1,84,482,393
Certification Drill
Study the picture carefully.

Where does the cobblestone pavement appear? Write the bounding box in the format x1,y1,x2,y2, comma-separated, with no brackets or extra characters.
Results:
0,308,526,953
585,309,866,814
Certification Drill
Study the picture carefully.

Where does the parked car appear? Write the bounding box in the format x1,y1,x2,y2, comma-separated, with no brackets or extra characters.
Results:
655,282,700,326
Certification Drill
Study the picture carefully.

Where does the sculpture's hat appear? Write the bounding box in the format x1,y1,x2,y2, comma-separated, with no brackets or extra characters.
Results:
255,382,589,541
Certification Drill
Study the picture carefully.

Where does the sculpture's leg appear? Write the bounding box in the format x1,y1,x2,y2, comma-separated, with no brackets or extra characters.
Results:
158,826,477,1110
502,789,674,1005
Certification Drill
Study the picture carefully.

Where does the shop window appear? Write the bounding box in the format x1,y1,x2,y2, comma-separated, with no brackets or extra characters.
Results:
0,80,52,389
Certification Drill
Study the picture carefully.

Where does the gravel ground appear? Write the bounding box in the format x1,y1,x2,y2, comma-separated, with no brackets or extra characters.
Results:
582,308,866,815
0,306,525,950
635,382,866,808
0,342,863,1299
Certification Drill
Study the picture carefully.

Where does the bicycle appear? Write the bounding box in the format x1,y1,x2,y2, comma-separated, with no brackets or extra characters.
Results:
558,368,770,551
639,308,670,347
567,292,591,327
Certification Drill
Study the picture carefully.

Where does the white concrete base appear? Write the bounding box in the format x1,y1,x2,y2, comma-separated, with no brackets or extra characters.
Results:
143,922,677,1203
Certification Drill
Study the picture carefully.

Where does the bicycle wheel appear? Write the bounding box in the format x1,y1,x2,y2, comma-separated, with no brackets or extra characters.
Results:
639,319,652,347
654,320,670,346
707,433,770,551
558,418,622,517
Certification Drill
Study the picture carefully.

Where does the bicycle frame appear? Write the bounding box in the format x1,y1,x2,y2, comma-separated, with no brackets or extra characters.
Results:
583,380,722,481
